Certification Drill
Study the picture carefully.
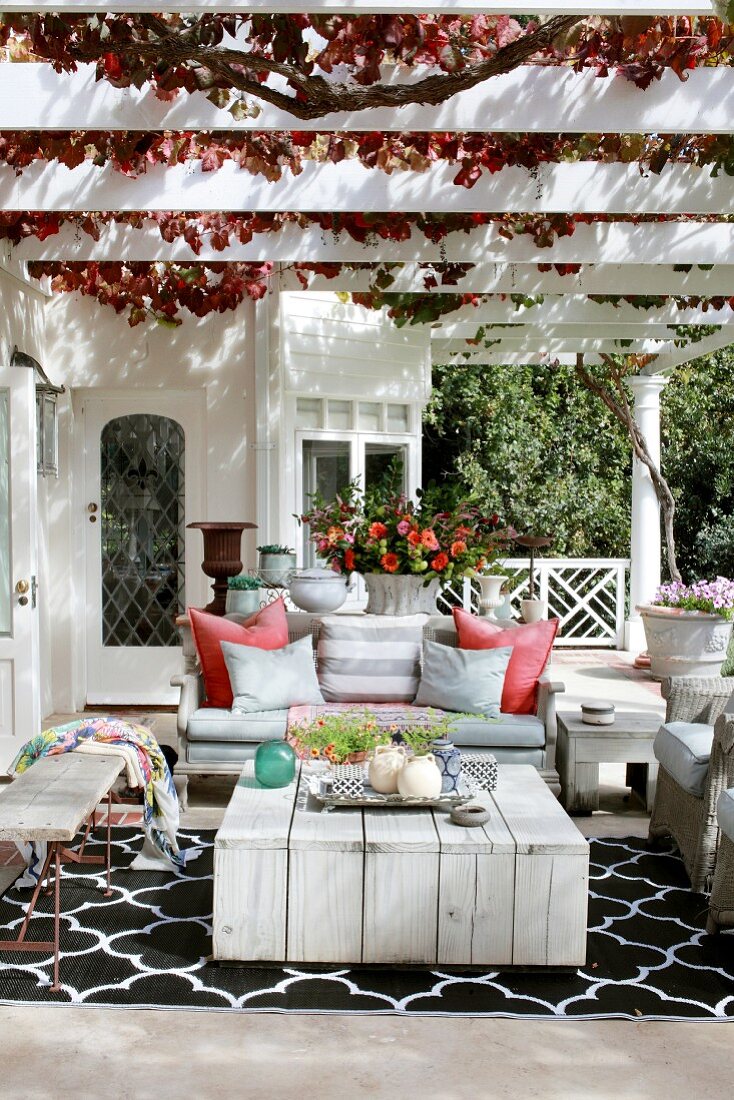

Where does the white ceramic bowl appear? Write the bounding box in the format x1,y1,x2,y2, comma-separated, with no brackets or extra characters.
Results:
288,569,349,614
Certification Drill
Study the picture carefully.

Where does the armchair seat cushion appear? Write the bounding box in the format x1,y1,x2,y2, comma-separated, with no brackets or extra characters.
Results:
653,721,715,797
717,788,734,843
187,707,288,743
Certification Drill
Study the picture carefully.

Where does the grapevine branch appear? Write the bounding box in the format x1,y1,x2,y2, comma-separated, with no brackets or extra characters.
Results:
83,15,580,121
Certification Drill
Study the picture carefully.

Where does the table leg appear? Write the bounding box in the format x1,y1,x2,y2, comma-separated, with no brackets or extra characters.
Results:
104,787,112,897
570,762,600,814
49,843,62,994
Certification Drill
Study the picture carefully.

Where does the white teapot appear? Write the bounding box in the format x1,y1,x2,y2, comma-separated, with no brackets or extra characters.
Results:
369,744,406,794
397,754,442,799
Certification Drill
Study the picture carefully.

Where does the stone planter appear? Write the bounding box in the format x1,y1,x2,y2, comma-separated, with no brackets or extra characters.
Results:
258,551,297,587
521,597,547,624
363,573,440,615
477,574,508,618
639,605,734,680
225,588,262,616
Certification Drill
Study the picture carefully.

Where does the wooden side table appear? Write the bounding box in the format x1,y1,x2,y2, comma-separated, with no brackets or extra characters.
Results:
556,710,664,814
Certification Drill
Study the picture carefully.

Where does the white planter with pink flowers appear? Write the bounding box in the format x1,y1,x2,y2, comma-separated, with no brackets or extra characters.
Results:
639,606,733,681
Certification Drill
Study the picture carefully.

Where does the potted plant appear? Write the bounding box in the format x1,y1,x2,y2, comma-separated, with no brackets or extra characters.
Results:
289,710,389,765
225,574,263,616
639,577,734,680
513,534,552,623
299,480,514,616
257,544,297,587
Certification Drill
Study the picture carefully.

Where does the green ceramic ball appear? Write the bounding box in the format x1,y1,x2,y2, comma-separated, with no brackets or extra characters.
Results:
255,741,296,788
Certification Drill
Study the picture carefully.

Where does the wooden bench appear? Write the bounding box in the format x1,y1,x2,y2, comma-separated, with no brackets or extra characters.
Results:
0,753,124,992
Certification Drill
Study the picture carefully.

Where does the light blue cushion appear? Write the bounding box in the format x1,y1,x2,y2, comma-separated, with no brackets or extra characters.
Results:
653,720,714,798
187,708,288,742
717,788,734,843
413,640,512,718
449,713,545,749
221,635,324,714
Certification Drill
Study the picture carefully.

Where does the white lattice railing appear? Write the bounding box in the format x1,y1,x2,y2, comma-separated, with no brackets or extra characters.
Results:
436,557,630,648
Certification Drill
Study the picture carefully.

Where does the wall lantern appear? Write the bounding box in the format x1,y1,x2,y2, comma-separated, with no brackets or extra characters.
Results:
10,346,65,478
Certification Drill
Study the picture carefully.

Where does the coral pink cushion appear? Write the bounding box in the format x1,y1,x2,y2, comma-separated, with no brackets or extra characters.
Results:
452,608,558,715
189,600,289,709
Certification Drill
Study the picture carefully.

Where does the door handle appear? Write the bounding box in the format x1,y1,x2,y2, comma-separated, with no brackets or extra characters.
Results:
15,579,29,606
88,502,98,523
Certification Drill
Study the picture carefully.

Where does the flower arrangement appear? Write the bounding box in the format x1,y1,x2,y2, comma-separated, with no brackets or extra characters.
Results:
393,711,479,756
299,480,514,583
290,710,390,764
653,577,734,620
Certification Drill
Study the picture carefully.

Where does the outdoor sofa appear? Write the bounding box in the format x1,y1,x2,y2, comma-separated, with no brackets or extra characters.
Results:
172,611,564,807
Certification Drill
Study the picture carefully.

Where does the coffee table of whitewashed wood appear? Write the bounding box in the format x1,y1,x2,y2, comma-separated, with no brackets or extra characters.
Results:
212,763,589,968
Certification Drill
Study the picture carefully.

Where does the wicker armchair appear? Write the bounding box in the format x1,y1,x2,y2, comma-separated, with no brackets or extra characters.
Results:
707,829,734,933
648,676,734,893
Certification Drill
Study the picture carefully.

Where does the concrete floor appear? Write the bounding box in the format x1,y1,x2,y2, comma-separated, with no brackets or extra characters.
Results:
2,652,730,1099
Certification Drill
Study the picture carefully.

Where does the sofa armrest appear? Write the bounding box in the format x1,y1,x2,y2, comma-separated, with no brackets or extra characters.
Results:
171,671,205,754
537,672,565,774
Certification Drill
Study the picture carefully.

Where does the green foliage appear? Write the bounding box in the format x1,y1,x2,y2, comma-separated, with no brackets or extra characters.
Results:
423,362,631,557
662,346,734,579
257,544,295,555
227,575,263,590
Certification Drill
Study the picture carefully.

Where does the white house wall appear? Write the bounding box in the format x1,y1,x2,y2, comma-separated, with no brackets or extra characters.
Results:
42,293,258,712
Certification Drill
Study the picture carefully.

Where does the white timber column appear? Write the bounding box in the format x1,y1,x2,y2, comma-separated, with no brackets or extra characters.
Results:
252,294,274,543
624,374,670,652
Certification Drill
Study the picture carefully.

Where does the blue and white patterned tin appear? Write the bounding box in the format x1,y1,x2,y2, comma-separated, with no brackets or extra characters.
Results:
431,738,462,794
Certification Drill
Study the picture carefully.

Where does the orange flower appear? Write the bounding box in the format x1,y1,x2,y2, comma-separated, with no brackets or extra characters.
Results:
380,552,399,573
327,525,345,545
369,521,388,539
407,530,421,547
344,548,356,571
431,552,450,572
455,525,472,538
310,748,320,758
421,528,440,551
450,540,467,558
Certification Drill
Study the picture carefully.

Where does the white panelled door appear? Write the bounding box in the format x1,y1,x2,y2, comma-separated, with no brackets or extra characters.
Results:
83,394,205,705
0,360,40,770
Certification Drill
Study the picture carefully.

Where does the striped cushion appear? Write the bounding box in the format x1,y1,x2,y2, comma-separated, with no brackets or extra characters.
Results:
317,614,426,703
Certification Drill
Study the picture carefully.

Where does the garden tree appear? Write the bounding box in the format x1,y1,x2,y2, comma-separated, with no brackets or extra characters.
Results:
423,360,631,558
662,345,734,579
1,15,729,122
573,353,682,583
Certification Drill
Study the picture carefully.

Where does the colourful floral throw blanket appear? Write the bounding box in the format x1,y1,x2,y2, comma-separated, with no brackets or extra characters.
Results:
11,717,188,879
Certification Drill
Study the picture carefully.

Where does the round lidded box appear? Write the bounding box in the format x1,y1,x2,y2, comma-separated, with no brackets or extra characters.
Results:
581,701,616,726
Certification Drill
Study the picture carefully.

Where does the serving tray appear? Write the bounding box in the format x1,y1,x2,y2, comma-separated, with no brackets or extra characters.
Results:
306,772,478,811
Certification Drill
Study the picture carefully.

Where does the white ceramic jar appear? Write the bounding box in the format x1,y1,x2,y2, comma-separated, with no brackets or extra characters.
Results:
368,744,406,794
397,754,442,799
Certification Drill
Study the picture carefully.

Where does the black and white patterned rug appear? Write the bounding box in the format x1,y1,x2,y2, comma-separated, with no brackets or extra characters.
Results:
0,830,732,1019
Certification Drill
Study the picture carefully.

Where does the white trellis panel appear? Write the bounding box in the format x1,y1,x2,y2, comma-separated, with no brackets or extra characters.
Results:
438,558,630,648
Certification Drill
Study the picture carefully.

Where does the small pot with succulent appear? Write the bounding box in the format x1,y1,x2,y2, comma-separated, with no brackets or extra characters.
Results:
290,710,390,766
225,574,263,617
257,544,297,587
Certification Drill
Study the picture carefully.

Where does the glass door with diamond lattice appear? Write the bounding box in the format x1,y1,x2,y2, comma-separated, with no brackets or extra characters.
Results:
84,396,204,704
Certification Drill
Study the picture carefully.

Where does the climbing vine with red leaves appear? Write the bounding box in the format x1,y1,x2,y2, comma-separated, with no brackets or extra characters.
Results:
3,130,734,187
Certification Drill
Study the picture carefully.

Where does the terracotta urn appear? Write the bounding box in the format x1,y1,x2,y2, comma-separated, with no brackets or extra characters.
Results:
187,521,256,615
369,744,407,794
397,754,442,799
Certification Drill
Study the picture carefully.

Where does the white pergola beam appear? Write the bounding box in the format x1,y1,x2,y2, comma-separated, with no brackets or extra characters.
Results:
278,265,734,297
432,351,605,366
0,2,715,12
641,329,734,374
431,324,712,342
8,221,734,266
3,159,731,216
433,299,734,330
432,337,672,355
1,64,731,135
